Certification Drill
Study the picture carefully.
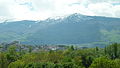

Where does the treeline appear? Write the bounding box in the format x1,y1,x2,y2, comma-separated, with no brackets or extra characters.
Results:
0,43,120,68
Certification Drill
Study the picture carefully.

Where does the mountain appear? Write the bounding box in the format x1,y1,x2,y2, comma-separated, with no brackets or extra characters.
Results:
0,13,120,47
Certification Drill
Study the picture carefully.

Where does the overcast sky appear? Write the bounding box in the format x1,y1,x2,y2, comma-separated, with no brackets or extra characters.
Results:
0,0,120,21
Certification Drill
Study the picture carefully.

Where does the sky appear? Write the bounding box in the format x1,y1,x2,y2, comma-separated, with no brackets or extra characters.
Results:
0,0,120,22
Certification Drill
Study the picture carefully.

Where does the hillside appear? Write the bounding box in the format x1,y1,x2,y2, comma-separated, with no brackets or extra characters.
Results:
0,13,120,47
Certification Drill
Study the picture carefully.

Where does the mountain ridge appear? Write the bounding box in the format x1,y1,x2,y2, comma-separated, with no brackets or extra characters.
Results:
0,13,120,47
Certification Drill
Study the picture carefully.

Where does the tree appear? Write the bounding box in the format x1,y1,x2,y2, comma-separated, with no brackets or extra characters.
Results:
89,57,116,68
81,56,93,68
6,45,18,63
105,43,120,59
8,60,25,68
95,47,99,51
25,62,55,68
0,53,9,68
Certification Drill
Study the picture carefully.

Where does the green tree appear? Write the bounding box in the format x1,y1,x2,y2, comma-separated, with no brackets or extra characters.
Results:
0,53,9,68
6,45,18,64
105,43,120,59
89,57,116,68
8,60,25,68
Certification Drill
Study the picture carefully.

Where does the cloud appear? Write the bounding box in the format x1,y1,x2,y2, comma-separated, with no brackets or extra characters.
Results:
0,0,120,21
87,3,114,16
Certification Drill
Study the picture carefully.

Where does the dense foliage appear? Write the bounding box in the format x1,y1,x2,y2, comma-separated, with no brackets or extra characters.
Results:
1,43,120,68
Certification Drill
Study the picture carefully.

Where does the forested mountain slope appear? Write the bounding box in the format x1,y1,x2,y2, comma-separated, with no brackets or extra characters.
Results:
0,13,120,47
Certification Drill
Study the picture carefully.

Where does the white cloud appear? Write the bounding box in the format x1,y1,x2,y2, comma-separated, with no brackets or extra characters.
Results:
88,3,114,17
114,5,120,17
0,0,120,21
